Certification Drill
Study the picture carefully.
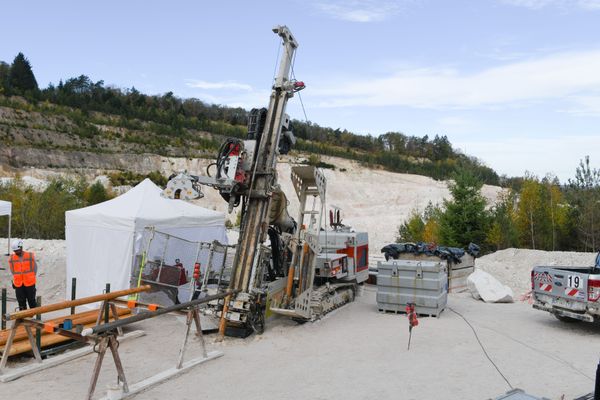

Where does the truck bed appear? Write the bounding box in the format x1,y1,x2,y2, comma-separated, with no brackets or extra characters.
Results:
532,265,600,322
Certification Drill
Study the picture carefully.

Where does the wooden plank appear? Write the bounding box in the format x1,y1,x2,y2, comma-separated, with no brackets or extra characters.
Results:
0,330,145,382
98,351,223,400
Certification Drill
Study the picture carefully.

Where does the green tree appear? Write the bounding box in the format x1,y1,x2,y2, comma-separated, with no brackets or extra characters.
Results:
513,174,570,250
438,170,490,248
0,61,10,93
397,202,443,244
84,181,113,205
566,156,600,251
8,52,39,95
0,177,87,239
422,202,442,243
487,190,519,250
515,176,544,249
397,210,425,242
542,175,569,251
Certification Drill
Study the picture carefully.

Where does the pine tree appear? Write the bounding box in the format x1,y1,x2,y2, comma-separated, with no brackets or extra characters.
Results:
438,170,490,248
0,61,10,93
567,156,600,251
8,52,39,94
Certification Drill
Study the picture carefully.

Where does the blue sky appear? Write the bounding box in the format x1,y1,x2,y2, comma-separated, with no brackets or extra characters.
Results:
2,0,600,182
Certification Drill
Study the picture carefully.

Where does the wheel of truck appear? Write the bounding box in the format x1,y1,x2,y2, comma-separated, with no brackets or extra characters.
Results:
554,314,579,323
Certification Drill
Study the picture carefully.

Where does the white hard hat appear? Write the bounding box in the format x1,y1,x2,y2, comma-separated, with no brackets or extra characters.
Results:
11,240,23,251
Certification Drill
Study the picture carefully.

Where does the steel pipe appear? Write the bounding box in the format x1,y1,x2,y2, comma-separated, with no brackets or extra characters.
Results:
5,286,151,321
83,290,237,336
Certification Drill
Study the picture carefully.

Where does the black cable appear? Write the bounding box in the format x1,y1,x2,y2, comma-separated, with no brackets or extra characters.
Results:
479,322,594,381
448,307,514,390
215,138,240,179
206,162,217,177
296,90,309,124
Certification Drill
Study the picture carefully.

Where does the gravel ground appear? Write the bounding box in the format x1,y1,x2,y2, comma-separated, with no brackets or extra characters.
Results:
1,286,598,400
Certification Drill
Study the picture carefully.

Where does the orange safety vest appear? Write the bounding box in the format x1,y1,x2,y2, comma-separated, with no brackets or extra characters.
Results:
9,251,37,287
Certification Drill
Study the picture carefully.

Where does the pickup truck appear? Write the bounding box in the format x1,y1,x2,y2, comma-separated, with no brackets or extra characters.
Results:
532,252,600,322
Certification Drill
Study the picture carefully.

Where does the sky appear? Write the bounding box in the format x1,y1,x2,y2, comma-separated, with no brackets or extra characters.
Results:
2,0,600,183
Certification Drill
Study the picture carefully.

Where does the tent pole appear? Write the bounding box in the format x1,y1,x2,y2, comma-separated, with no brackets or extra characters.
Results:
6,214,11,256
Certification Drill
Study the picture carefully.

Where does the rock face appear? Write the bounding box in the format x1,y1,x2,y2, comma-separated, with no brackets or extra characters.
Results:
0,103,506,258
0,146,215,173
0,104,217,170
467,269,514,303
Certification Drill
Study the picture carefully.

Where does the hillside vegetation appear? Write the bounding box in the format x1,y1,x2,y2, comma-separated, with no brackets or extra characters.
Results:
0,53,499,184
1,53,600,254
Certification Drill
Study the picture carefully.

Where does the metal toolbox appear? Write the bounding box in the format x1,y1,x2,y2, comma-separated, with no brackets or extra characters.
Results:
376,259,448,316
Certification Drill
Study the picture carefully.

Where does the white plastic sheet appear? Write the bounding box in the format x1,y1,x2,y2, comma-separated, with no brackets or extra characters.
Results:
0,200,11,216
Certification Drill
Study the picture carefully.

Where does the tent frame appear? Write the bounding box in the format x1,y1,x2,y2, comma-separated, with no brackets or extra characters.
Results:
0,200,11,256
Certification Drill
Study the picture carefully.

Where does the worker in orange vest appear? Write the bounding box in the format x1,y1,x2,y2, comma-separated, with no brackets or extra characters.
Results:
8,240,38,310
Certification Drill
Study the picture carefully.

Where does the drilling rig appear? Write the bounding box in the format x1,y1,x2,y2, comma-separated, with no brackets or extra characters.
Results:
162,25,368,337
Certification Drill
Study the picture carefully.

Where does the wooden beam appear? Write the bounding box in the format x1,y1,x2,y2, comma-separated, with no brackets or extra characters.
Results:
5,286,151,321
98,351,223,400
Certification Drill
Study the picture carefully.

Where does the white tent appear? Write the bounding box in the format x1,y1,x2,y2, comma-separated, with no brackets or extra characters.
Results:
0,200,11,255
65,179,227,300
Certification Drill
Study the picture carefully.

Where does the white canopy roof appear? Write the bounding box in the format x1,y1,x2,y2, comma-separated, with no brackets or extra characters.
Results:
0,200,11,216
65,179,227,300
66,178,223,231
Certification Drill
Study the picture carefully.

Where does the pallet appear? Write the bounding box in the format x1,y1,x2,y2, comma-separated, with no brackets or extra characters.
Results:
378,308,444,318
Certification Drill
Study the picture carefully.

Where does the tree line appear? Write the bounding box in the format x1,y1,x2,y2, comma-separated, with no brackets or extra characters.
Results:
398,156,600,253
0,170,169,240
0,178,112,239
1,52,499,184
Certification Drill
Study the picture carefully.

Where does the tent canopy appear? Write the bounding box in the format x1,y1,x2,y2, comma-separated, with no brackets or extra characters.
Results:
65,179,227,300
66,179,223,231
0,200,10,216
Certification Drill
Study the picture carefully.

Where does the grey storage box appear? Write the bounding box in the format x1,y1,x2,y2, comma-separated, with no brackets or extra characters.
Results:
376,259,447,316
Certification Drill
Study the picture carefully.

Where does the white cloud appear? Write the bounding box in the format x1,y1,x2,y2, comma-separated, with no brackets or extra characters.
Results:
186,79,252,91
308,49,600,112
189,90,271,109
563,95,600,116
501,0,600,10
456,135,600,182
438,116,477,132
313,0,408,22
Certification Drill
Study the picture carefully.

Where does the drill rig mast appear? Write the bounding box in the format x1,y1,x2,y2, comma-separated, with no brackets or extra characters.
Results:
163,26,367,337
221,25,301,337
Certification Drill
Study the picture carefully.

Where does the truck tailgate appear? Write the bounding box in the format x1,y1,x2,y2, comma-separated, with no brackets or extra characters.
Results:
533,267,588,311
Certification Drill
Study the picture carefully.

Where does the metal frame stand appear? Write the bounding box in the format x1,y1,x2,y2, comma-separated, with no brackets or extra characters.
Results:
0,300,130,378
93,305,222,400
87,334,129,400
0,319,42,369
